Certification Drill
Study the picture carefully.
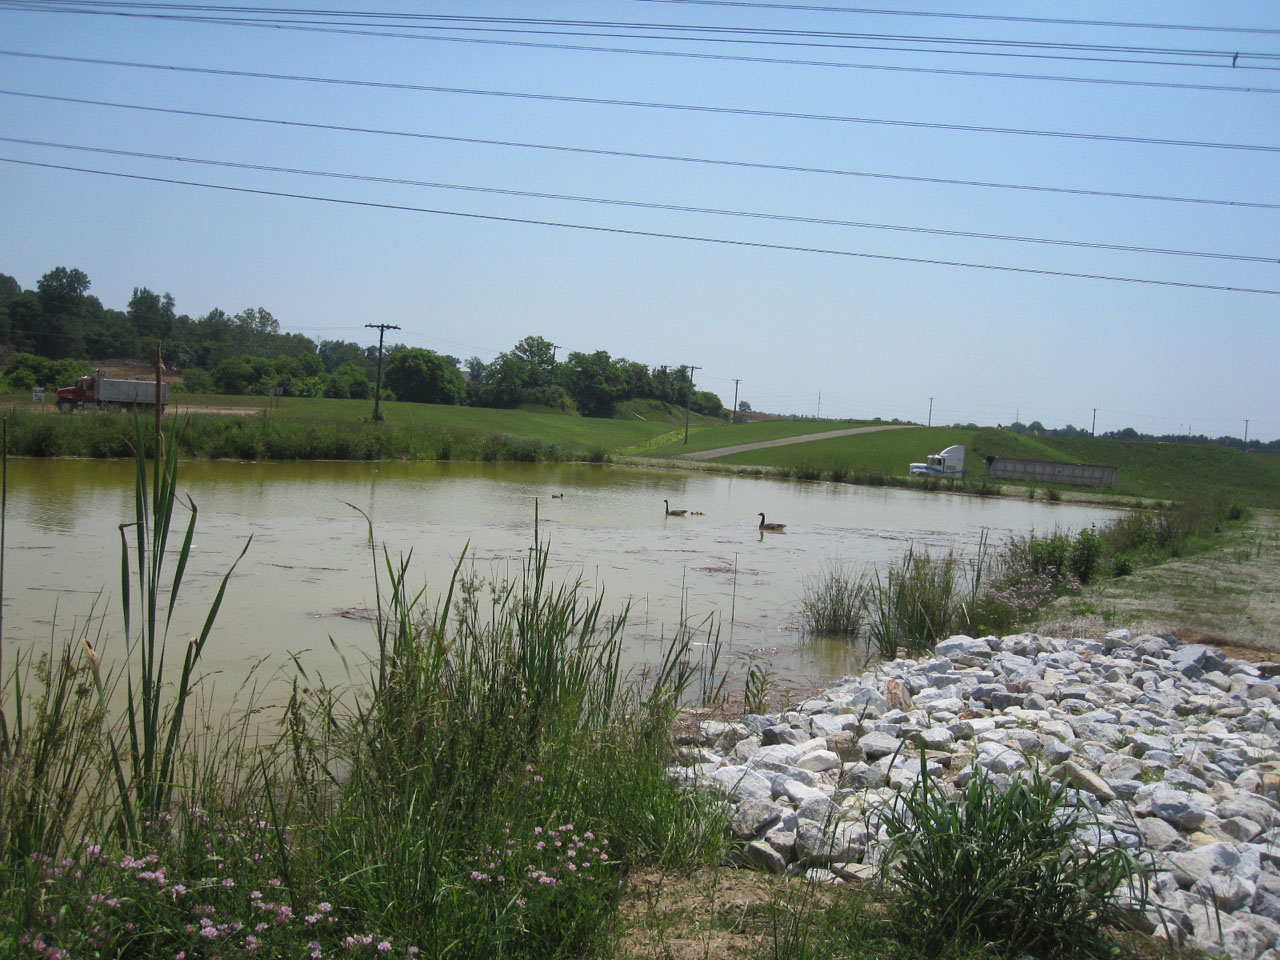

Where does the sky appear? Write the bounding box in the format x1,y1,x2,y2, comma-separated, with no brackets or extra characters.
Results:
0,1,1277,441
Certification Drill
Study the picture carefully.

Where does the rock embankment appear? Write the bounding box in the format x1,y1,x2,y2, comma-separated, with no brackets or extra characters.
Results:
672,630,1280,960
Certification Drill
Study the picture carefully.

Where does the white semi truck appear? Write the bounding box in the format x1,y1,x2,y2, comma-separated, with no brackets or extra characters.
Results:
909,444,965,477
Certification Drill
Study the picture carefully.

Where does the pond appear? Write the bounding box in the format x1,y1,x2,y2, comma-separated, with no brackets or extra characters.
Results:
1,458,1121,702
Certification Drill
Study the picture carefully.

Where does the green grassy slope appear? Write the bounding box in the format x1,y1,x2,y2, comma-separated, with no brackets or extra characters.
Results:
174,394,721,453
693,424,1280,508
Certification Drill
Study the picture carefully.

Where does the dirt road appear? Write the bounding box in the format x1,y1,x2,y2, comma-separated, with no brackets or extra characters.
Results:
676,423,916,461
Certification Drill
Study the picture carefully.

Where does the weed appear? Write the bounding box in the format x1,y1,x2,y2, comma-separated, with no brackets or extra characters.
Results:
798,564,869,638
875,759,1147,959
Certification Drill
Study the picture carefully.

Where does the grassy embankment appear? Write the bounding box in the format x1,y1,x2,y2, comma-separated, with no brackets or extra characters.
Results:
654,422,1280,510
0,422,1179,960
1,395,724,462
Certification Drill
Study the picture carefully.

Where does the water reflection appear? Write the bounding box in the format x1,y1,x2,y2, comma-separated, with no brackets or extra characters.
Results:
2,459,1121,699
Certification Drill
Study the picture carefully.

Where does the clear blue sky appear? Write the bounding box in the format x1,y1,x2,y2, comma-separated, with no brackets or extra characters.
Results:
1,1,1276,440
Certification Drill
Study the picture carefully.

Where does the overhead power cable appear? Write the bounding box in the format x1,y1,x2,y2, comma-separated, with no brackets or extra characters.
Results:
2,4,1278,73
3,88,1274,212
3,156,1276,297
6,42,1278,98
629,1,1280,38
2,62,1277,154
5,136,1273,265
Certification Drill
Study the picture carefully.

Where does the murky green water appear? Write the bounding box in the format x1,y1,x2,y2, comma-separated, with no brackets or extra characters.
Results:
2,458,1120,699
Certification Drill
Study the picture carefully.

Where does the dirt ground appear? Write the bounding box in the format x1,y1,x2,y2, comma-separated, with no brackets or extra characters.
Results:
1037,508,1280,660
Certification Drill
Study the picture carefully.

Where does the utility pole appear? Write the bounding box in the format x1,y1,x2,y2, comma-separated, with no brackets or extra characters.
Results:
927,397,933,428
732,378,741,424
682,365,701,444
551,343,561,363
366,323,400,422
817,391,821,419
1244,419,1250,445
1091,408,1097,436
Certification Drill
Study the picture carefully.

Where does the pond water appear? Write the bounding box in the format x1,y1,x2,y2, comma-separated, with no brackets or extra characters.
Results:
1,458,1120,701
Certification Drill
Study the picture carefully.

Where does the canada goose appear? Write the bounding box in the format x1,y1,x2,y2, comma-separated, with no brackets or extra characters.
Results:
664,499,687,517
551,493,564,499
758,512,786,531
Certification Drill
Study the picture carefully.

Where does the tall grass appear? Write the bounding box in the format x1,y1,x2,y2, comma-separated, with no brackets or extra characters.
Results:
797,563,868,638
874,759,1146,959
865,548,960,659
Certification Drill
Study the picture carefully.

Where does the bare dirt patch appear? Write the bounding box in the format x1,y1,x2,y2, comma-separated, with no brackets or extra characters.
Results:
1037,508,1280,658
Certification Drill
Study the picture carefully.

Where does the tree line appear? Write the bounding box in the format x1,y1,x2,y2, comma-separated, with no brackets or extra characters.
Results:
0,266,726,418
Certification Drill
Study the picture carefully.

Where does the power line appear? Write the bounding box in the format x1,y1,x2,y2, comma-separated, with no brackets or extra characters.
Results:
629,1,1280,38
8,37,1280,98
2,5,1280,74
5,156,1277,297
5,3,1278,65
4,82,1272,212
2,68,1277,154
6,136,1273,265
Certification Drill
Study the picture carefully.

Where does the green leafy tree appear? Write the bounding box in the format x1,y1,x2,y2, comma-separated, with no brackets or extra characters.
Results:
27,267,91,359
478,352,530,408
383,348,466,404
83,307,139,359
318,339,365,373
211,356,253,394
128,287,176,343
511,335,558,388
564,350,625,417
691,389,726,418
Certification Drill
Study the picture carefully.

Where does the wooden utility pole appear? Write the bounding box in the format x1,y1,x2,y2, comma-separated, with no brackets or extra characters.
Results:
732,378,741,424
155,340,164,443
683,365,701,444
366,323,400,422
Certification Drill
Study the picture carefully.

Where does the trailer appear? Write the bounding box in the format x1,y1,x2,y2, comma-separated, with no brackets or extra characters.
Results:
909,444,965,477
56,372,170,414
986,456,1118,488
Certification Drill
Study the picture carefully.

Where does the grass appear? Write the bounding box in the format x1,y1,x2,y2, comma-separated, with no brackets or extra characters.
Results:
872,760,1146,960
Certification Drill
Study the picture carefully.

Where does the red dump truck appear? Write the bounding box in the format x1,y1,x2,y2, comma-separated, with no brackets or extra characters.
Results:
56,372,170,414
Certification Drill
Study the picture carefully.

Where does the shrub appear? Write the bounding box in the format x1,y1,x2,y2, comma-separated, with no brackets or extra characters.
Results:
1068,526,1104,585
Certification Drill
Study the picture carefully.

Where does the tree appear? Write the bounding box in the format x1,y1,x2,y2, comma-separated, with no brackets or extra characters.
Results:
564,350,625,417
691,389,726,418
738,400,753,413
319,339,368,374
30,267,90,359
0,272,20,345
511,335,558,388
383,348,466,404
478,352,530,408
128,287,176,344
